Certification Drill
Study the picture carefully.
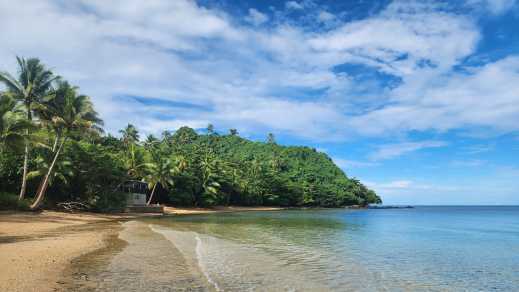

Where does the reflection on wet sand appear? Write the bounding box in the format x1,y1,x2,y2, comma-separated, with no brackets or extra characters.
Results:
62,221,213,291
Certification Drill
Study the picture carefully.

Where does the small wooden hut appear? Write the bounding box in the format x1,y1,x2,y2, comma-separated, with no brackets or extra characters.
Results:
118,180,163,213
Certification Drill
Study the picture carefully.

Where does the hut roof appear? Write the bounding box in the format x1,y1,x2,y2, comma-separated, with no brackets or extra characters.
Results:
119,180,148,194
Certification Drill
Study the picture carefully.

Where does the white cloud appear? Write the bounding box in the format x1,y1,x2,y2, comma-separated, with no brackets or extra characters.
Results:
375,180,413,189
245,8,269,26
140,119,210,135
365,179,463,195
369,141,447,161
349,56,519,136
317,11,335,22
365,175,519,205
309,2,480,76
0,0,517,142
286,1,304,10
450,159,487,167
464,144,495,154
333,158,379,169
467,0,517,14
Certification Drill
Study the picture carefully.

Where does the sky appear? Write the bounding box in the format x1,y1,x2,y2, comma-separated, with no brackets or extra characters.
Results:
1,0,519,205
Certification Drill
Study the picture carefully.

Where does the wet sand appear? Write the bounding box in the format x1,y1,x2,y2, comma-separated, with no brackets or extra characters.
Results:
62,221,214,291
0,206,284,291
0,211,132,292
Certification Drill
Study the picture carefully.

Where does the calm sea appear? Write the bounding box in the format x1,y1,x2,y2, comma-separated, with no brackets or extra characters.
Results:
68,206,519,291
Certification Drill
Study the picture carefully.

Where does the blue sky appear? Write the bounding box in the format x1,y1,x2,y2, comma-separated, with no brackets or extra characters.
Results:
1,0,519,204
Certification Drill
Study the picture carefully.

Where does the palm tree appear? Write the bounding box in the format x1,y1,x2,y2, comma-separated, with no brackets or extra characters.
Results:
144,134,159,150
27,154,74,189
0,57,57,199
267,133,276,144
30,81,102,210
126,145,147,179
0,94,32,152
206,123,214,135
199,152,222,205
144,157,177,205
119,123,139,147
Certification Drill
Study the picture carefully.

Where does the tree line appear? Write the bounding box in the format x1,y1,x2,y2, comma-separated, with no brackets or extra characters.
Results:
0,57,381,211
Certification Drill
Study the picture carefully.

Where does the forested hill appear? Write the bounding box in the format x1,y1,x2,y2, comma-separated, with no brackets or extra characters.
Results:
0,57,379,211
131,126,382,207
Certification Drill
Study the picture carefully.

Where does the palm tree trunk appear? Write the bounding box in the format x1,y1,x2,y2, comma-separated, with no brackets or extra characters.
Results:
52,132,60,153
18,142,29,200
18,107,32,200
30,138,65,210
147,183,157,206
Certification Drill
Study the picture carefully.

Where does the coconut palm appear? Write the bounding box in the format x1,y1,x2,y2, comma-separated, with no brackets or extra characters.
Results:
199,152,222,205
29,80,102,210
144,134,159,151
124,143,147,179
0,94,32,152
119,123,139,147
267,132,276,144
0,57,57,199
27,154,74,189
144,157,177,205
229,128,238,136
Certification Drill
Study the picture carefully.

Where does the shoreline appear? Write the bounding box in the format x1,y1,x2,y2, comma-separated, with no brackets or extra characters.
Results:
0,211,130,292
0,206,285,291
163,205,285,215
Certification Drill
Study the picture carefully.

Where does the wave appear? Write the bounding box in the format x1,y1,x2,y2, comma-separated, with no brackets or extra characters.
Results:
195,234,222,292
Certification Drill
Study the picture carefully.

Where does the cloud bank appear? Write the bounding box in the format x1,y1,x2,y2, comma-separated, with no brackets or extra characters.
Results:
0,0,517,142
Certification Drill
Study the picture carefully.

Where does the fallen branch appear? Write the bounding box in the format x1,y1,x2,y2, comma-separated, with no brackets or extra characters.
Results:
56,201,91,212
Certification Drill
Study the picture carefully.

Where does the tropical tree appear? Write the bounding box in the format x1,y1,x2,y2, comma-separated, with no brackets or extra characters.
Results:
124,142,146,179
0,94,31,152
29,81,102,210
144,134,159,150
199,151,224,205
206,123,215,135
0,57,57,199
27,153,74,190
119,123,139,147
144,157,177,205
267,133,276,144
118,124,147,178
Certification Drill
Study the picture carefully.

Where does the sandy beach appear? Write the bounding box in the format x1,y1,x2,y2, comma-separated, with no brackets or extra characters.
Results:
163,205,284,215
0,211,130,292
0,206,283,292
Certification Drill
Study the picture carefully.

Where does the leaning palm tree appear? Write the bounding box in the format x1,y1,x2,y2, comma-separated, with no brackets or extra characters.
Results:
0,93,32,152
27,154,74,190
144,157,178,205
30,81,102,210
0,57,57,199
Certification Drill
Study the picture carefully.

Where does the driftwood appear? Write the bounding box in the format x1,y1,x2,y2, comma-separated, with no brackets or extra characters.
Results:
56,201,91,212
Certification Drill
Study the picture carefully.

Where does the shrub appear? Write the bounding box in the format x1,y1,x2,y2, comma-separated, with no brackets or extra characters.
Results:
89,191,128,212
0,192,31,211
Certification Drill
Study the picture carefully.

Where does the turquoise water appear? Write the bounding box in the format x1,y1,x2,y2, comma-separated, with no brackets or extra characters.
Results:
68,207,519,291
147,207,519,291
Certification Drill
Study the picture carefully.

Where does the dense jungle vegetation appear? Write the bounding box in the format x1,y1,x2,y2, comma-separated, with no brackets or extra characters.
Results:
0,57,381,211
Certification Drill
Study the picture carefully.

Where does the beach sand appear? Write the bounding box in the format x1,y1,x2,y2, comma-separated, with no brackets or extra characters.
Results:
0,211,130,292
0,206,283,291
164,205,284,215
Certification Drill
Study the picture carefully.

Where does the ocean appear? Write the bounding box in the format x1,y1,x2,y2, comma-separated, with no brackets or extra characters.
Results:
67,206,519,291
